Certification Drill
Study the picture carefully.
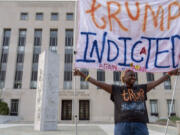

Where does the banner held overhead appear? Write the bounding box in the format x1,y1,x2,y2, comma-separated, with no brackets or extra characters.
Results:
75,0,180,72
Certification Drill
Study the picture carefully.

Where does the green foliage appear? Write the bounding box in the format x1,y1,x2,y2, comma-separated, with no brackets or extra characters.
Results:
0,100,9,115
157,119,167,122
169,116,180,123
157,116,180,126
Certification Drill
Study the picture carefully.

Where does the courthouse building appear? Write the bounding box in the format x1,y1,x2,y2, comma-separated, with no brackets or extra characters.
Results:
0,1,180,123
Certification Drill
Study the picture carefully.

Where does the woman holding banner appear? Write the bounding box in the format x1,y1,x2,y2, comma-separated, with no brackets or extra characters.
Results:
74,68,180,135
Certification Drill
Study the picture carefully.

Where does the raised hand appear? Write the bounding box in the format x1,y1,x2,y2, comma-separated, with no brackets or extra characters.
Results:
73,69,81,76
168,68,180,76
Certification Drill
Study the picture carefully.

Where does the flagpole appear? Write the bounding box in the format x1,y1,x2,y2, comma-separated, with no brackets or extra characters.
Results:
164,62,180,135
73,0,78,135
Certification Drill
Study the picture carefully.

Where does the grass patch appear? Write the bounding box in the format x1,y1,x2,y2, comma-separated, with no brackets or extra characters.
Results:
156,116,180,126
169,116,180,123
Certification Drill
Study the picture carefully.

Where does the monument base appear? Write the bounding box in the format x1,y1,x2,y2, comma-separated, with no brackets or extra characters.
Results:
42,122,57,131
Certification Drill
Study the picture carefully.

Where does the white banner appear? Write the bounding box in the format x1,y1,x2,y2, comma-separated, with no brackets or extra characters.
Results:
75,0,180,72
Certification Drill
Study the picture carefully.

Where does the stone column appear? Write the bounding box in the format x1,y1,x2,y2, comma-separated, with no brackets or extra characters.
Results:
34,51,59,131
177,121,180,135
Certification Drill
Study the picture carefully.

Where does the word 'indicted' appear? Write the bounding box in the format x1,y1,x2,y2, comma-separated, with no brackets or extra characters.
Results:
76,32,180,69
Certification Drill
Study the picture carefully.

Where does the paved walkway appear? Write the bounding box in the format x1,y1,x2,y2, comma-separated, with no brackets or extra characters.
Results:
0,123,178,135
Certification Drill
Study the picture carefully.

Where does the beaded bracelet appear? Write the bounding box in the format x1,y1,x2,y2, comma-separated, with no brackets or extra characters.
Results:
85,75,90,81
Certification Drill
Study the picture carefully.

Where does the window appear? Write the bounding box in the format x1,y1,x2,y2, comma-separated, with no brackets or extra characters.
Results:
14,71,23,89
31,71,38,81
0,53,8,63
14,71,23,82
134,72,138,84
30,30,42,89
10,99,19,116
30,71,38,89
64,71,72,82
66,13,74,20
0,70,5,88
97,69,105,89
49,29,58,52
79,100,90,120
167,99,176,116
20,12,28,20
167,99,176,115
80,69,89,89
61,100,72,120
64,48,73,89
97,69,105,82
16,53,24,63
0,81,4,89
0,29,10,89
14,82,22,89
32,54,39,63
32,29,41,64
16,64,23,72
65,29,73,47
30,81,37,89
32,63,38,71
33,46,41,54
63,71,72,89
18,30,26,46
34,29,42,46
113,71,121,85
51,13,58,20
36,13,43,20
0,71,6,81
49,29,58,46
150,100,158,116
146,73,154,82
14,30,26,89
2,29,11,46
163,73,171,89
64,53,73,64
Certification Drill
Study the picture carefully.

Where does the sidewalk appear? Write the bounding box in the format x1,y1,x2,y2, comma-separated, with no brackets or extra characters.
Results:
0,123,178,135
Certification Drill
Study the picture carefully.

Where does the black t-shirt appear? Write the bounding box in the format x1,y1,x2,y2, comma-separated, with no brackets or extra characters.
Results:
111,84,149,124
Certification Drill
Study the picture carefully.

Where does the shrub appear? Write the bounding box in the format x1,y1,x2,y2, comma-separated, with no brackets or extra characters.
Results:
0,101,9,115
170,116,180,123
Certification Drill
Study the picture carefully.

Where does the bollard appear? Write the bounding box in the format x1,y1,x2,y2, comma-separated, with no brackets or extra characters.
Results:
176,121,180,135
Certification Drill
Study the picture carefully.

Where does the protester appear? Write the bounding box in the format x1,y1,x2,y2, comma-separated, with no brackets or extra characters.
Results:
74,68,180,135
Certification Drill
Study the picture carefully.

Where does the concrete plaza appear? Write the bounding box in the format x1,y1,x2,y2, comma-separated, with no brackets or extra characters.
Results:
0,123,178,135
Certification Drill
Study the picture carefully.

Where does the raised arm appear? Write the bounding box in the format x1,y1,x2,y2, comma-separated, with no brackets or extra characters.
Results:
74,69,112,94
147,68,180,92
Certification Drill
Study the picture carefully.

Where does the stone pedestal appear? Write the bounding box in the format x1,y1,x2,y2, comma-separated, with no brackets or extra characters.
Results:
177,121,180,135
34,51,59,131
